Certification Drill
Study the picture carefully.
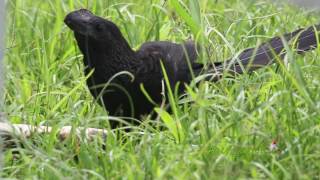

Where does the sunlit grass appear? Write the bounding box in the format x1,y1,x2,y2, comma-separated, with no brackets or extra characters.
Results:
2,0,320,179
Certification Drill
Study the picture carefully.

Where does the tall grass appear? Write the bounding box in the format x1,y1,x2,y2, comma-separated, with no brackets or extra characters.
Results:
2,0,320,179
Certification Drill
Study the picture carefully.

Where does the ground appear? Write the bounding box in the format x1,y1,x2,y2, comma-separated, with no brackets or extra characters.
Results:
2,0,320,179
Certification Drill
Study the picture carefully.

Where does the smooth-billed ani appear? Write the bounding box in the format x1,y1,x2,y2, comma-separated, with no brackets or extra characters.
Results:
64,9,320,126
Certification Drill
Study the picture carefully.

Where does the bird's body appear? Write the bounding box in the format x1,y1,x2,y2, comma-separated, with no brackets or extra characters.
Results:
73,29,200,119
64,9,320,127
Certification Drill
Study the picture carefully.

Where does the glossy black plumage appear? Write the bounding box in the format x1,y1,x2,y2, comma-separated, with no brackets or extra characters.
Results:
64,9,320,126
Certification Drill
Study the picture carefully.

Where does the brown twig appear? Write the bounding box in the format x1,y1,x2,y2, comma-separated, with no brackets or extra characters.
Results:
0,122,108,147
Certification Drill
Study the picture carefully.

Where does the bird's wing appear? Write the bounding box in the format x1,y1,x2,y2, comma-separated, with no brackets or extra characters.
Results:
135,41,205,84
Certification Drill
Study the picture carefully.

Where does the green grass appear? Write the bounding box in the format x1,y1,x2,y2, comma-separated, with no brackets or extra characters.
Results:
2,0,320,179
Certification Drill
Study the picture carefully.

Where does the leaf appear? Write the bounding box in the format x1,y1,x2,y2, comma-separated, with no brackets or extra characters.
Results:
155,108,185,142
168,0,200,36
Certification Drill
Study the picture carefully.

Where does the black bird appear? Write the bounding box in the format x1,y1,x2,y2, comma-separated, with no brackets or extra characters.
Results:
64,9,320,126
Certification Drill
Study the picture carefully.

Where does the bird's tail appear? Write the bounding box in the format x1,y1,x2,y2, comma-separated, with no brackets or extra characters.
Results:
209,24,320,80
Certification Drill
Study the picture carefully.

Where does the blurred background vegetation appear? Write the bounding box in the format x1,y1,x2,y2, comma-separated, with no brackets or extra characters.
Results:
2,0,320,179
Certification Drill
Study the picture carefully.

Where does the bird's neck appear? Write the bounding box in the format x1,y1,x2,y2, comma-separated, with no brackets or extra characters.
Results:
75,33,139,78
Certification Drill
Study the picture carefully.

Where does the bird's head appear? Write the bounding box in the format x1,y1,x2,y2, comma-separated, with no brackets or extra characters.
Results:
64,9,123,42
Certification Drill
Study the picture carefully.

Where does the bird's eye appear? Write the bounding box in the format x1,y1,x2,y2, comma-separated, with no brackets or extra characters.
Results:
95,24,103,32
